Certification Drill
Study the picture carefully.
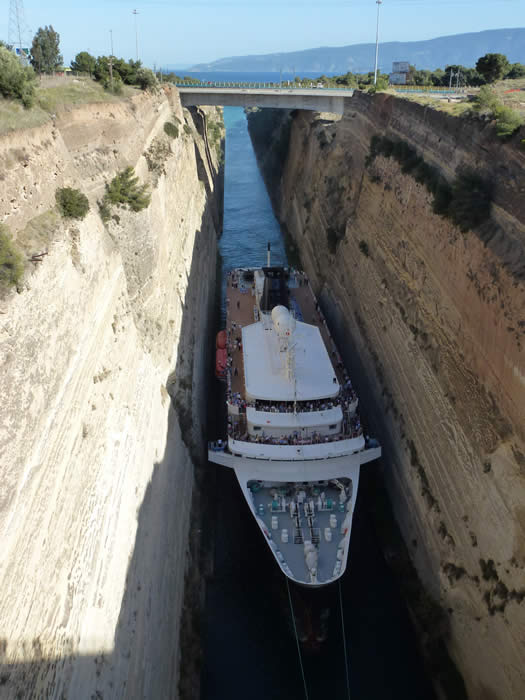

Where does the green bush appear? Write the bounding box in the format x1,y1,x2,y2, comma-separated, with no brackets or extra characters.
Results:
0,45,36,107
183,123,192,135
448,169,492,232
0,225,24,291
472,86,500,115
471,86,524,139
367,134,492,231
164,121,179,138
493,105,524,138
98,199,111,223
102,73,123,95
56,187,90,219
103,166,150,214
136,68,157,91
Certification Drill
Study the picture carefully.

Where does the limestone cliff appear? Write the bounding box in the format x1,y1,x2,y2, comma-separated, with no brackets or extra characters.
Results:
248,95,525,700
0,88,223,698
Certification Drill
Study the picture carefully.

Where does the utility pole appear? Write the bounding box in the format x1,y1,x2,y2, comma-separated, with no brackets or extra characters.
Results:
8,0,31,63
132,9,139,62
373,0,382,85
109,29,114,92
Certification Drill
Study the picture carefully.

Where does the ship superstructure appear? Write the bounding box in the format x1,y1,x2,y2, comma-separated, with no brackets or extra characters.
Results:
209,259,381,587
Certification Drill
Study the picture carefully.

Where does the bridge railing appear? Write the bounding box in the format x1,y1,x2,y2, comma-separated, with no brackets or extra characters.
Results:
174,81,354,91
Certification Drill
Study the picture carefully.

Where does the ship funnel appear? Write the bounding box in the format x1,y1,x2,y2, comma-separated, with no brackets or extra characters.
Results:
267,242,271,267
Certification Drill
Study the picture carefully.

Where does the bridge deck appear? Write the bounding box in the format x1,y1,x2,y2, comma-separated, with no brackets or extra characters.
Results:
178,86,353,114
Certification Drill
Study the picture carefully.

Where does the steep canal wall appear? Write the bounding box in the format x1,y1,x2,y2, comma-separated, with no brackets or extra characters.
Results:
0,88,223,698
248,94,525,700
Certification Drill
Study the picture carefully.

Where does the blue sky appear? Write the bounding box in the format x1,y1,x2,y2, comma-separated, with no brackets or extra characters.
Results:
1,0,523,68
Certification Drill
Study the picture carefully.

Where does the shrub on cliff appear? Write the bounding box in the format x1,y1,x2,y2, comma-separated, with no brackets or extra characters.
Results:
447,169,493,232
471,86,524,139
0,45,36,108
0,225,24,292
99,166,150,222
136,68,158,91
164,121,179,138
56,187,90,219
367,134,492,231
492,105,524,139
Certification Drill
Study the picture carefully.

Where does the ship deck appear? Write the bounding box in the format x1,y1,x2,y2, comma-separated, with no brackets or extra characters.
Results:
248,478,354,585
226,270,347,404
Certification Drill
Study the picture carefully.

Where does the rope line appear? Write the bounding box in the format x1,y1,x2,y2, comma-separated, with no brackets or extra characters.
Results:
339,578,351,700
286,577,309,700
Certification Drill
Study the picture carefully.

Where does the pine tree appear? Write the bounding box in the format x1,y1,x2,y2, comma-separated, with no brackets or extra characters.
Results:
30,26,63,74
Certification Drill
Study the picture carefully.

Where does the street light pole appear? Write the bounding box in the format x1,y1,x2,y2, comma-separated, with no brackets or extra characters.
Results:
109,29,114,92
373,0,382,85
132,9,139,62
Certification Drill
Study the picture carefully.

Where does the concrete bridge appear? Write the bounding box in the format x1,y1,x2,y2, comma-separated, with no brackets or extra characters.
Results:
177,86,354,114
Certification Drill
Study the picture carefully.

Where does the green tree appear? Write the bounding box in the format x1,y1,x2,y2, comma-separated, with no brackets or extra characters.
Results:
93,55,110,82
30,26,63,74
71,51,96,76
506,62,525,79
104,166,150,212
0,45,36,107
135,67,157,91
475,53,510,83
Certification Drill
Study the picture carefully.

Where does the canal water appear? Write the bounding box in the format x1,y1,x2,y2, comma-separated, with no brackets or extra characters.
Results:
201,107,435,700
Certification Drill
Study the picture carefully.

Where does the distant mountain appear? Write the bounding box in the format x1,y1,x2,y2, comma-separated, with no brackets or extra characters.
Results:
187,28,525,74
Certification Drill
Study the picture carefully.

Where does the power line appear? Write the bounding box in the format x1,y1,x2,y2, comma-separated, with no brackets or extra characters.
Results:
8,0,31,61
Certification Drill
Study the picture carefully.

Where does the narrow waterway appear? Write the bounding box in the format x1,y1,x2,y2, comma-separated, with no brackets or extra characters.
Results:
201,107,435,700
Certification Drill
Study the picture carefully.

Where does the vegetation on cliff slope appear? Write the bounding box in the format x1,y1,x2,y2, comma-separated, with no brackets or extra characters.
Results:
0,45,36,108
367,134,493,231
0,224,24,292
56,187,90,220
470,86,524,138
99,166,150,223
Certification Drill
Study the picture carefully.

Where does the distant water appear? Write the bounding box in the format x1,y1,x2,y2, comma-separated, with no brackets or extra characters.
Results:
221,107,286,270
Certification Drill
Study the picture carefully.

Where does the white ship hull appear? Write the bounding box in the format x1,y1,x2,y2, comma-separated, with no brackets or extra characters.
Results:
208,447,381,587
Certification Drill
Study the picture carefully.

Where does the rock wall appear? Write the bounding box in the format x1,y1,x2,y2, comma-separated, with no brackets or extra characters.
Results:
0,88,223,698
248,95,525,700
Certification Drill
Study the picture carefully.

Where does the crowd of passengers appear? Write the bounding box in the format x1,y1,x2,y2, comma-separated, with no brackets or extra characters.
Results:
226,386,358,415
228,414,363,444
254,390,357,414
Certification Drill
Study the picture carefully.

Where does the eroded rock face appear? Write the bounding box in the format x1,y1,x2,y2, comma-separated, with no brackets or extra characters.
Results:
0,89,222,698
250,95,525,699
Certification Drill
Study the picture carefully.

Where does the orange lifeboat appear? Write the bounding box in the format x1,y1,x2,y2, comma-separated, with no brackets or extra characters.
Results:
216,330,227,349
215,347,227,380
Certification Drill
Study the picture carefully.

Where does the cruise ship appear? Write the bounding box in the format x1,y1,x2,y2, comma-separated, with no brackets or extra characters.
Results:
208,249,381,588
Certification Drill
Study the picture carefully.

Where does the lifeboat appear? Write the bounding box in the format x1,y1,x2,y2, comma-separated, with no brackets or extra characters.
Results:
215,347,227,380
216,329,227,349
